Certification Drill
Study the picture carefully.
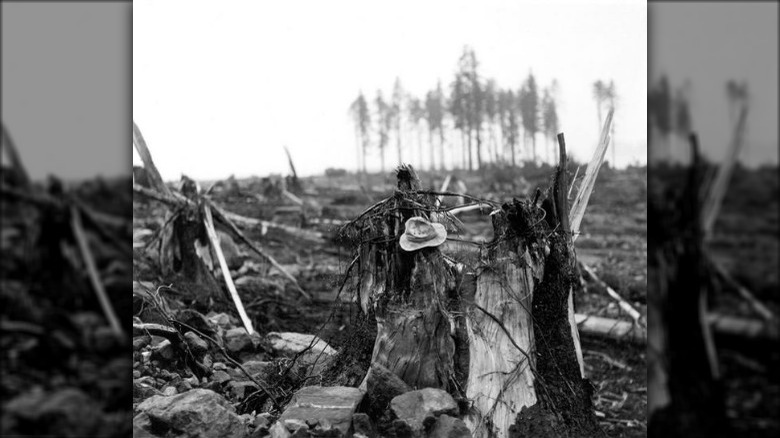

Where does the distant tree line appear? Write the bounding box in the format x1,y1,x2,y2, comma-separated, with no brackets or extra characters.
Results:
349,46,616,174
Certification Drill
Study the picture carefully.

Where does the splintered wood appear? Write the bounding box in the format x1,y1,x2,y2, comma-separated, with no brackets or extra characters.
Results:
465,219,541,437
203,203,254,334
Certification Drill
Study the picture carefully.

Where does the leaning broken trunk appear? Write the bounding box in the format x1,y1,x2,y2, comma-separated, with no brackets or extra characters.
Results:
344,154,601,437
468,199,596,437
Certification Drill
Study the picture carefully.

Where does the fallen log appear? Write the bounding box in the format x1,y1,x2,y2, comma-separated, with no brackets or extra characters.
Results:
580,261,644,326
710,258,776,323
447,203,492,216
577,312,779,345
707,313,780,341
281,189,304,206
221,210,324,243
575,314,646,344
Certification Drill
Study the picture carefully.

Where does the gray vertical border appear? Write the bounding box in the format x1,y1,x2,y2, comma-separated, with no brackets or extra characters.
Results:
647,0,779,436
0,1,134,432
1,0,132,181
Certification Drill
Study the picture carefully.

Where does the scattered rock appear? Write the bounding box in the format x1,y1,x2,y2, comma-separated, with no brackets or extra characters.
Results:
150,339,175,363
133,413,157,437
238,413,255,425
176,379,193,393
202,353,214,369
290,425,310,437
267,332,336,356
428,415,470,438
313,417,340,436
208,312,235,329
136,388,246,438
228,380,258,399
254,412,272,429
364,363,413,417
177,308,218,337
390,388,458,434
391,419,414,438
93,325,119,352
2,388,102,437
161,386,178,397
269,421,292,438
184,331,209,354
300,351,336,379
278,386,364,436
212,370,232,384
225,327,255,354
133,424,159,437
134,378,162,401
237,360,276,378
352,413,377,438
134,335,152,351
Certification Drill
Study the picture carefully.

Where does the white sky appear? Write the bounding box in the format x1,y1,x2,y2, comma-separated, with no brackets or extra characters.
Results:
133,0,647,181
650,2,778,166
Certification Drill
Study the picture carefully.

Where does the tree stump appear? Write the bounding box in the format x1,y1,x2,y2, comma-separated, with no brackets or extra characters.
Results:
159,177,222,307
348,156,600,437
354,165,460,391
465,205,544,436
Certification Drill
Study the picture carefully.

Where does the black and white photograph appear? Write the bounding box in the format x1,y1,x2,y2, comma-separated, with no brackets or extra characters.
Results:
132,1,647,437
3,0,778,437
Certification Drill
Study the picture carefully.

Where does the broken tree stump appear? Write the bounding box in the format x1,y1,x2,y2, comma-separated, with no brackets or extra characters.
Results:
346,135,604,437
349,165,460,392
469,134,597,437
158,177,223,307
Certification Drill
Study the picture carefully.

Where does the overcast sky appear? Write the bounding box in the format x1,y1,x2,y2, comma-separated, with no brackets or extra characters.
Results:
1,2,130,181
650,2,778,166
133,0,646,181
